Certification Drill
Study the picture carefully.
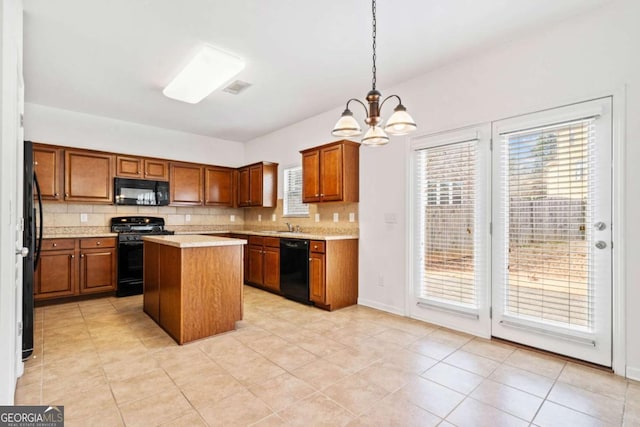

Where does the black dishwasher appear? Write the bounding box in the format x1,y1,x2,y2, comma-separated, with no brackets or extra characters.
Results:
280,239,311,304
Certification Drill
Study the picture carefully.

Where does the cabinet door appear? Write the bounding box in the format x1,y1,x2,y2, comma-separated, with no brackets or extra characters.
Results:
144,159,169,181
320,144,343,201
33,145,63,201
309,252,326,304
116,155,143,178
248,164,263,206
64,150,114,203
205,166,234,206
263,246,280,292
170,163,204,205
247,245,264,285
79,248,116,294
302,150,321,203
34,250,77,300
237,167,251,207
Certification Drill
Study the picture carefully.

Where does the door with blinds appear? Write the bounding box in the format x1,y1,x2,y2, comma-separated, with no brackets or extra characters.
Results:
491,98,612,366
410,127,491,337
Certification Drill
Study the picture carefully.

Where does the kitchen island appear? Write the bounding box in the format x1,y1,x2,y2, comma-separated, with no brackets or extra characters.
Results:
142,234,247,344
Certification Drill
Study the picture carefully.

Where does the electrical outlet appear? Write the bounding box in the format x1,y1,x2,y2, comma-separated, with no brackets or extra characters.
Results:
333,213,339,222
258,214,262,222
230,214,235,222
271,214,276,222
384,213,397,224
185,214,191,222
349,212,355,222
377,274,384,287
314,213,320,222
80,213,88,223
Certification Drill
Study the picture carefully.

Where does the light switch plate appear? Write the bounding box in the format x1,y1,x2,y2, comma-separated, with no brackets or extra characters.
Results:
258,214,262,222
333,213,339,222
230,214,235,222
349,212,355,222
315,213,320,222
80,213,88,223
384,213,397,224
271,214,276,222
185,214,191,222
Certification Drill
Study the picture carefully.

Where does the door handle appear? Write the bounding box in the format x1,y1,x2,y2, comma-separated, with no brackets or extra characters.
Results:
594,222,606,231
16,247,29,257
595,241,607,249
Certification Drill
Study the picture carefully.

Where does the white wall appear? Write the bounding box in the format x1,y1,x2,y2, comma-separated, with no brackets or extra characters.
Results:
24,103,246,167
245,0,640,377
0,0,23,404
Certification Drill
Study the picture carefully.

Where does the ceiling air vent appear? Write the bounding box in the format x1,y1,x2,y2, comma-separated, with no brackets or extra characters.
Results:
223,80,252,95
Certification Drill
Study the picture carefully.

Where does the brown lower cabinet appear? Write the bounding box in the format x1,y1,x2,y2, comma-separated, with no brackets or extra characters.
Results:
309,239,358,311
246,236,280,292
35,237,117,301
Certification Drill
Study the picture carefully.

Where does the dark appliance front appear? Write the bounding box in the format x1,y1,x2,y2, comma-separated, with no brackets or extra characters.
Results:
279,239,311,304
22,141,43,360
114,177,170,206
111,216,173,297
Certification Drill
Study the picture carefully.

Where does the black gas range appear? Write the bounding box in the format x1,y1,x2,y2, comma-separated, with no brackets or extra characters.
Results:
111,216,174,297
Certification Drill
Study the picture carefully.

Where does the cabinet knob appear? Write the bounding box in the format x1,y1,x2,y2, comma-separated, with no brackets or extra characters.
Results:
320,194,324,197
314,245,318,249
81,254,84,258
70,254,74,259
96,241,101,245
65,193,69,198
309,258,312,262
54,193,59,197
52,243,57,247
33,161,38,166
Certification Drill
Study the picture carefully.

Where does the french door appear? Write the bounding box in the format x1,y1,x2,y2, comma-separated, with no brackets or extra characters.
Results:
492,98,612,366
411,98,613,366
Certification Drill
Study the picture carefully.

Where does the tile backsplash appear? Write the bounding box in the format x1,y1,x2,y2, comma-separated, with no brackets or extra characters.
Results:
41,200,358,235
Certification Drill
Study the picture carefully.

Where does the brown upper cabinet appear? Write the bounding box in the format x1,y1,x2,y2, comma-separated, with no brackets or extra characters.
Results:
300,140,360,203
64,149,114,203
170,162,204,206
205,166,235,207
33,144,64,201
116,155,169,181
237,162,278,207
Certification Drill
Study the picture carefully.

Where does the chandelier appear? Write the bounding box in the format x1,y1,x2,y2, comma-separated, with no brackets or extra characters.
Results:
331,0,417,146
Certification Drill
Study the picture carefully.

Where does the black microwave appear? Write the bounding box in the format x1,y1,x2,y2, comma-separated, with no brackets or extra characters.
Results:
114,178,170,206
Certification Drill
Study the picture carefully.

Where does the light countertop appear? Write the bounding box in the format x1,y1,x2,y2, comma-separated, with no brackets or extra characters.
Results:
142,234,247,248
173,230,358,241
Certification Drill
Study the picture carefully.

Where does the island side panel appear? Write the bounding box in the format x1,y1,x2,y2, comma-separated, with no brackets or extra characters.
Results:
158,244,184,343
143,241,160,322
181,245,243,343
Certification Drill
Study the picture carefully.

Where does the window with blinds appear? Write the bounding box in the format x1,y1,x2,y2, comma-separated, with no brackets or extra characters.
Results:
283,166,309,217
500,118,595,331
415,140,478,309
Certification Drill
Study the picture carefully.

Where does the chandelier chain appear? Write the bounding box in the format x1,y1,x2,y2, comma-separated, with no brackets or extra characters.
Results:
372,0,377,90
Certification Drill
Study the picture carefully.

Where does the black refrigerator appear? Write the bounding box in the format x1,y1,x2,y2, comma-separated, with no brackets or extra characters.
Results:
22,141,43,360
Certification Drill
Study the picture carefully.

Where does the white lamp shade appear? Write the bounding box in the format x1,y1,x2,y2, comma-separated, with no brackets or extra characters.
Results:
384,109,417,135
361,126,389,146
163,45,245,104
332,114,362,137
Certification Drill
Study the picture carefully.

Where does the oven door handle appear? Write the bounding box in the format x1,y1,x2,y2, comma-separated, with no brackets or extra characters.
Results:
118,241,144,246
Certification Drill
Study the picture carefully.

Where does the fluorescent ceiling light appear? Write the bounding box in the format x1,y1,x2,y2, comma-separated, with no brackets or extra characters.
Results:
163,45,245,104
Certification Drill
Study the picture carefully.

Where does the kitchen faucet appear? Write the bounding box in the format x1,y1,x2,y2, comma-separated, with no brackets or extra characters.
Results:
285,222,294,232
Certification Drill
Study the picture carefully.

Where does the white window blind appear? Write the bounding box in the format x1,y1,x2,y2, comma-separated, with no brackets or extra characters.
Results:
415,140,479,309
283,166,309,217
500,118,595,331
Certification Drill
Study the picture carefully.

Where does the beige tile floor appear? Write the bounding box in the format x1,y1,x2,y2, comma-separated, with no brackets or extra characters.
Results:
15,286,640,426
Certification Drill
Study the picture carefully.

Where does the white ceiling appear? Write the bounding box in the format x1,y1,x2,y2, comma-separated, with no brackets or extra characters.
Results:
23,0,611,142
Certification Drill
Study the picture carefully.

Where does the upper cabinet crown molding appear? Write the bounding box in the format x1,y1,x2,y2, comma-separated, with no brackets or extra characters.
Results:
300,140,360,203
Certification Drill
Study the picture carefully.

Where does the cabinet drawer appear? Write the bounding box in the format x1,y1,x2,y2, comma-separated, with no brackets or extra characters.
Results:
310,240,325,253
80,237,116,249
42,239,76,251
248,236,264,246
263,237,280,248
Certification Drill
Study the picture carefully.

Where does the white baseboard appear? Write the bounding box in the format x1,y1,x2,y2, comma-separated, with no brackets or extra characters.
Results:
627,365,640,381
357,298,405,317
